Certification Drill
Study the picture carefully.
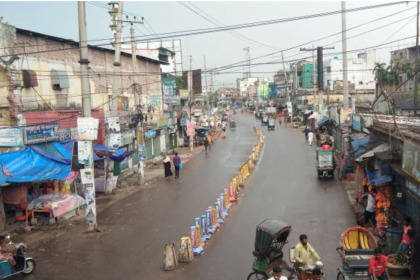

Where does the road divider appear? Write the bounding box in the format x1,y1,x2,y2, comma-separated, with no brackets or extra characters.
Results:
169,126,265,271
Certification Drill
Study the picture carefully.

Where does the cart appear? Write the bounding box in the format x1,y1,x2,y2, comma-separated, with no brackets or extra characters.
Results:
316,147,334,180
336,226,377,280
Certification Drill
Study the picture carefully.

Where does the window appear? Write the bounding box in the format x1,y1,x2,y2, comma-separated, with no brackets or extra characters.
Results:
22,70,38,88
51,70,70,90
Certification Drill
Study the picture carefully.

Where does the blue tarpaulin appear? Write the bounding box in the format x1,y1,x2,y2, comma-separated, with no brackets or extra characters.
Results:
365,167,392,186
353,140,383,159
317,117,330,126
60,141,132,163
0,147,71,184
29,142,71,164
351,134,370,151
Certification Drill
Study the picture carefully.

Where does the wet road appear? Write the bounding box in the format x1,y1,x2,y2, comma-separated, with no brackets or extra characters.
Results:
27,113,356,280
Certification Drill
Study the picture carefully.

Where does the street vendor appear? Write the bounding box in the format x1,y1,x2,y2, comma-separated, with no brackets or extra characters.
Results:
293,234,321,280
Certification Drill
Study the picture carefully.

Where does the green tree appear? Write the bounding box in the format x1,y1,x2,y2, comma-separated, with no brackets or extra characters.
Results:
175,76,184,89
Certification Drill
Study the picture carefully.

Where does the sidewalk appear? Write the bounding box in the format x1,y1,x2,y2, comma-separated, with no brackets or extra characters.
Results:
9,145,204,249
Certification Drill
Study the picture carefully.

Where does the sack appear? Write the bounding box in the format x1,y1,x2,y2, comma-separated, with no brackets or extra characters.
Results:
179,163,183,169
163,243,178,271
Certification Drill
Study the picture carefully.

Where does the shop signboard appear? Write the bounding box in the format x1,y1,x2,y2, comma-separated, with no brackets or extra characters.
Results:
77,117,99,141
403,141,420,182
340,108,352,126
57,127,78,142
180,89,189,99
106,117,121,133
145,130,156,139
24,123,58,144
149,95,163,106
0,127,23,147
162,77,176,96
164,95,181,106
352,115,362,132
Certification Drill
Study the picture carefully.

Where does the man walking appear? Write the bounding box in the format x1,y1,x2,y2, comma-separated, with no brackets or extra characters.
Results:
173,152,181,178
308,131,314,146
364,188,377,228
204,137,210,154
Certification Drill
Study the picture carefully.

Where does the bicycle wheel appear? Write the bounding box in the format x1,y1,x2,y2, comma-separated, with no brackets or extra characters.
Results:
336,271,345,280
247,271,268,280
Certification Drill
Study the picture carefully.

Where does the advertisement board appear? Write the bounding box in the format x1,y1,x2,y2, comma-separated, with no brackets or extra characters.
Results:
340,108,352,126
180,89,189,99
0,128,23,147
186,121,196,136
149,95,163,106
24,123,58,144
77,117,99,141
403,141,420,181
145,130,156,139
57,127,78,142
117,96,129,111
352,115,362,132
106,117,121,133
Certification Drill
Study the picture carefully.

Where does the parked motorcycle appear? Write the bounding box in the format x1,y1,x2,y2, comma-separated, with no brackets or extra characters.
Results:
0,235,36,279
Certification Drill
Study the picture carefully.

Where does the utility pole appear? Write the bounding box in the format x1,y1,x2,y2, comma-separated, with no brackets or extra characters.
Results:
414,1,419,116
204,55,210,113
130,20,144,184
78,2,98,232
243,47,251,79
341,1,349,109
188,56,193,153
109,1,123,116
300,46,335,118
281,51,292,117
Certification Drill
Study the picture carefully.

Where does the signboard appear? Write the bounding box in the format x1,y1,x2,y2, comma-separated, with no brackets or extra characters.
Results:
352,115,362,132
24,123,58,144
180,89,189,99
149,95,163,106
164,95,181,106
117,96,129,111
58,127,78,142
286,102,293,118
77,117,99,141
106,117,121,133
77,141,92,166
121,130,133,147
162,76,176,96
160,135,166,153
403,141,420,181
145,130,156,139
340,108,352,126
108,133,122,149
318,151,333,167
80,168,94,185
0,128,23,147
187,121,196,136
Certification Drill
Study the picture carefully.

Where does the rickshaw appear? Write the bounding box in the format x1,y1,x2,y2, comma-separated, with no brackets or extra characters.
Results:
247,220,297,280
336,226,377,280
230,120,237,131
292,117,302,129
316,146,334,180
267,118,275,131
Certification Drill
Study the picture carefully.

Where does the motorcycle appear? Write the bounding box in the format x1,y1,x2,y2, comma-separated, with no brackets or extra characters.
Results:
0,235,36,279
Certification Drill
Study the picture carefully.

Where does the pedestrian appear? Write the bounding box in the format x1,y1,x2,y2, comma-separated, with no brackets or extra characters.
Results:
308,131,314,146
397,217,413,254
221,126,226,139
279,117,282,126
207,134,212,147
284,117,288,127
204,137,210,154
364,188,377,228
339,154,347,180
369,248,391,280
408,229,419,280
173,152,181,178
163,155,173,178
304,126,310,141
268,267,287,280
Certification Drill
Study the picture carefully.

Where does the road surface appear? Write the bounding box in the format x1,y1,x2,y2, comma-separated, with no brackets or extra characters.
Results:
26,113,355,280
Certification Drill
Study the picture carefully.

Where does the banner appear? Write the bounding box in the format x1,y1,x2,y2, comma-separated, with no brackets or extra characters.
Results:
78,141,92,166
286,102,293,117
187,121,196,136
149,95,163,106
80,168,94,184
0,128,23,147
340,108,352,126
117,96,129,111
106,117,121,133
24,123,58,144
403,141,420,181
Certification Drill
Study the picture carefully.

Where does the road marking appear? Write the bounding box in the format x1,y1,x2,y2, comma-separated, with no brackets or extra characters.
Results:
220,151,232,164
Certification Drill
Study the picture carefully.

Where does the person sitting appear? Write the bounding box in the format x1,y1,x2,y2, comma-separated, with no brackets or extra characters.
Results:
369,248,391,280
293,234,321,280
268,267,287,280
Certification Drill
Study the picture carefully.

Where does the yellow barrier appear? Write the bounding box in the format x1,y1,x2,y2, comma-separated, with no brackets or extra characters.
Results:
240,163,249,179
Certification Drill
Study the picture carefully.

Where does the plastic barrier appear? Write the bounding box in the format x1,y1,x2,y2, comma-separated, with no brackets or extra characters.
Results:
206,208,215,234
224,189,230,210
201,215,210,240
190,226,203,255
211,206,220,228
179,236,194,263
195,217,205,246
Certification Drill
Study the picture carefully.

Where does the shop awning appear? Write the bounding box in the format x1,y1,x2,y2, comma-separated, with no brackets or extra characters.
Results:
353,140,383,159
29,142,71,164
0,147,71,184
366,167,392,186
351,134,370,150
355,143,391,162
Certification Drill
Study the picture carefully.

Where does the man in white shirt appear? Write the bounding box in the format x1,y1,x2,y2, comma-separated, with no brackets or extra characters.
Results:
364,188,377,228
268,267,288,280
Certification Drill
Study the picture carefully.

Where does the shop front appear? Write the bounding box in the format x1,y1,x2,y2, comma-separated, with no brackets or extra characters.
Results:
167,126,178,151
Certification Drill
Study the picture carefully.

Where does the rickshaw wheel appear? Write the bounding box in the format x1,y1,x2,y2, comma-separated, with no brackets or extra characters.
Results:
336,271,345,280
247,271,268,280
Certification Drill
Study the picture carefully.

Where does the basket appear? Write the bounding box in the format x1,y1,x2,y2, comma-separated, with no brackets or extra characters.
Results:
388,263,409,276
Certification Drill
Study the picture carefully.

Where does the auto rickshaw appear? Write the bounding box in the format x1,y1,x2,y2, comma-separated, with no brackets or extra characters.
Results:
267,118,275,131
230,120,236,131
247,220,296,280
292,117,302,129
316,145,334,180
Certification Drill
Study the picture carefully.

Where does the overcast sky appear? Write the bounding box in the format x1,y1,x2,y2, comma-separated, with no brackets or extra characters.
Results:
0,1,417,87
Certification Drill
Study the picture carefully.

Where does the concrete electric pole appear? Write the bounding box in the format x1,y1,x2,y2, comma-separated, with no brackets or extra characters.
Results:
414,1,419,115
341,1,349,109
188,56,193,153
109,1,124,116
77,2,98,232
204,55,210,113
